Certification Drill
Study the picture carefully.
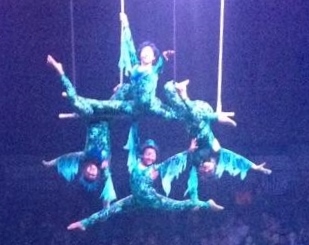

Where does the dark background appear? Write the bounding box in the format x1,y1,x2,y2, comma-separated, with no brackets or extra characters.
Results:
1,0,309,244
1,0,309,156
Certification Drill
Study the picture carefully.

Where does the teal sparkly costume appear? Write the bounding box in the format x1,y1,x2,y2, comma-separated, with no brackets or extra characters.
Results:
79,149,212,229
58,24,176,120
163,81,256,201
43,121,116,202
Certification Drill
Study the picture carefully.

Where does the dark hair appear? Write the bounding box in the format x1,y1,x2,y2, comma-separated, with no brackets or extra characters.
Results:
86,148,110,164
140,139,159,155
138,41,160,61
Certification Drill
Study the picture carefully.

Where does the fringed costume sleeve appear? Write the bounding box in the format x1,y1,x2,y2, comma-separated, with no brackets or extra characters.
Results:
100,167,117,202
123,121,140,174
216,148,254,180
44,151,85,182
157,151,189,196
118,24,138,76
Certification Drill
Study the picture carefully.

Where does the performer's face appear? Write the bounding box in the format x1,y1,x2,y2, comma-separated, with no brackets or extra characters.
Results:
199,159,216,176
140,46,156,65
141,148,157,166
84,163,99,181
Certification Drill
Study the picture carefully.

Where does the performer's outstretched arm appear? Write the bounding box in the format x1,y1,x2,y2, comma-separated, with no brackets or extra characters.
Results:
119,12,138,70
42,151,85,182
157,139,198,197
216,148,272,180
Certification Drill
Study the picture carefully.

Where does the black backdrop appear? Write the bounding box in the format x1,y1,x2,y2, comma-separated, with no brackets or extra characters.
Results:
1,1,309,244
1,0,309,156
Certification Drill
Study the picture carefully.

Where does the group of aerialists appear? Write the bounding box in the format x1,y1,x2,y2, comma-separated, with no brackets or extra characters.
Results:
43,12,271,232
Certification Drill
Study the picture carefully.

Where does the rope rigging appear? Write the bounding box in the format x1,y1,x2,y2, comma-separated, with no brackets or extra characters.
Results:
69,0,77,87
172,0,177,83
216,0,226,113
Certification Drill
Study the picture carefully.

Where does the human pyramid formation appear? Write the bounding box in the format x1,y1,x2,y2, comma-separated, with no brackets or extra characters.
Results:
43,12,272,232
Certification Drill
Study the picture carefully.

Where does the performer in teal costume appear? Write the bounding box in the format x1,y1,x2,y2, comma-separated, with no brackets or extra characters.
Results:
44,11,176,205
162,80,272,201
43,120,117,204
66,138,223,231
46,13,175,121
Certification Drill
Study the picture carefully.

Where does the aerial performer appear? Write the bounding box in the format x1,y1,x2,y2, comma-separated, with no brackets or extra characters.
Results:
44,2,178,204
45,9,176,194
66,137,224,231
161,80,272,201
46,11,175,121
42,120,117,205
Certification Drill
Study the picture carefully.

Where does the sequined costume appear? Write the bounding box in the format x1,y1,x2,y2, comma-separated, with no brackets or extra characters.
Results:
57,23,176,120
163,81,257,201
43,121,116,202
79,151,212,229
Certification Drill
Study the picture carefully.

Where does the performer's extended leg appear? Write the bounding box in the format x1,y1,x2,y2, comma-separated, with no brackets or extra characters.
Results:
164,80,189,115
110,83,132,100
142,192,223,212
60,76,135,116
67,195,135,230
47,55,135,117
148,98,177,120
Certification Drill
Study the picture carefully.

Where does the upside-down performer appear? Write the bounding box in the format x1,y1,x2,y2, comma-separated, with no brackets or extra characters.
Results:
161,80,272,201
46,12,175,121
43,120,117,205
66,137,224,232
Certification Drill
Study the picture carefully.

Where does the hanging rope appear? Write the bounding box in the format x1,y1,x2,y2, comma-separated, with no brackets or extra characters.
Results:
216,0,225,113
172,0,177,83
119,0,125,85
59,0,77,119
69,0,76,86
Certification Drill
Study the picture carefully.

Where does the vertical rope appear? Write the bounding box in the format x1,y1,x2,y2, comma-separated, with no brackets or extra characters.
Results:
216,0,225,113
119,0,125,85
172,0,177,83
70,0,76,86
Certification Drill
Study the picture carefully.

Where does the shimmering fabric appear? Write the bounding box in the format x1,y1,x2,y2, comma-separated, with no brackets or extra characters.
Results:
44,121,116,202
163,81,218,200
58,24,176,120
123,122,140,174
81,158,211,229
159,151,188,197
118,23,164,103
118,23,138,76
60,74,176,120
164,81,218,150
123,121,188,197
215,148,253,180
163,81,255,201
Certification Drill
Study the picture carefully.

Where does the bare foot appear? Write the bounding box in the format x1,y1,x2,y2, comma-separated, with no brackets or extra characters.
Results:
67,221,86,231
217,112,237,127
208,199,224,211
46,55,64,76
174,79,189,99
263,169,272,175
191,198,224,211
253,162,272,175
42,160,55,167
